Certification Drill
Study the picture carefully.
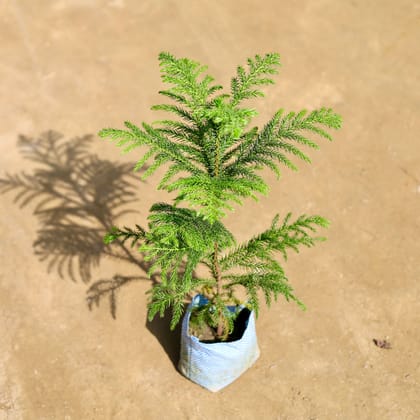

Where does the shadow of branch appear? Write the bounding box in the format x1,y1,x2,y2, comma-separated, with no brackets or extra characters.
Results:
87,274,149,319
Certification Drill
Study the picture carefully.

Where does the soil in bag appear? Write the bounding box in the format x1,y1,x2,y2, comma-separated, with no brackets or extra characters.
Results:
191,307,251,344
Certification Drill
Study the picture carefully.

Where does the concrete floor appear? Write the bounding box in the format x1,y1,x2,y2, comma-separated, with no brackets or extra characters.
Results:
0,0,419,419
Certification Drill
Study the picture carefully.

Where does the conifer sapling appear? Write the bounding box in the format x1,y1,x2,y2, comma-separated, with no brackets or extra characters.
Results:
100,52,342,341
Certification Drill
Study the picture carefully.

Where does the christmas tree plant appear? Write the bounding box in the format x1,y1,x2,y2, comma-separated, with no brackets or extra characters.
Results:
100,52,341,341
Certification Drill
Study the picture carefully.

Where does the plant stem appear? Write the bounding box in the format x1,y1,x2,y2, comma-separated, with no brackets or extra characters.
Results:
213,241,224,338
210,129,225,338
214,133,220,177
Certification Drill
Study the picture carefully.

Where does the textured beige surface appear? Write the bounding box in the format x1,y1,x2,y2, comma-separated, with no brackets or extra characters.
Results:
1,0,419,419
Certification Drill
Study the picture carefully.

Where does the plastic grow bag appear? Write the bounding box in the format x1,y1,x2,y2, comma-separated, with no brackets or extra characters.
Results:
178,295,260,392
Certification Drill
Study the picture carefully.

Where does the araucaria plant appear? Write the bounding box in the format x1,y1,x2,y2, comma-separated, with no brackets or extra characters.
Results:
100,52,341,341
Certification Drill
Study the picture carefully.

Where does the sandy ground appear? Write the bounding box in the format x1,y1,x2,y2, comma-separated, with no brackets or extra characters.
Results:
0,0,419,419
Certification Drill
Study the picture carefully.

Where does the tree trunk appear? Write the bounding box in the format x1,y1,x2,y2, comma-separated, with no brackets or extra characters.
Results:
213,242,224,338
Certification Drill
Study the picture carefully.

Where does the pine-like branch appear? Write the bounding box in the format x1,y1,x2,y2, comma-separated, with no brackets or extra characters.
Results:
225,108,342,181
158,51,222,117
220,213,329,272
99,121,206,190
230,53,281,105
104,225,146,247
217,212,328,313
140,203,235,277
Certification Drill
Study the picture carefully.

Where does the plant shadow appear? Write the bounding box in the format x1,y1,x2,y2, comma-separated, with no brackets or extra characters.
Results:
0,130,157,318
0,130,199,365
146,310,182,368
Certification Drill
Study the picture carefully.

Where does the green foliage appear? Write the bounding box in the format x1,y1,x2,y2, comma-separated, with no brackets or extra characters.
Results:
220,213,329,315
230,52,281,105
104,225,146,247
189,299,238,341
99,52,341,339
140,203,235,280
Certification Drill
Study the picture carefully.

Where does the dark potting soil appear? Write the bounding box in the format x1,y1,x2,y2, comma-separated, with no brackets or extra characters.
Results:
193,308,252,344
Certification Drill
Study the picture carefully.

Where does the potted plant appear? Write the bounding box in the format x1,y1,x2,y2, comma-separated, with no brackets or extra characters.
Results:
99,51,341,391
